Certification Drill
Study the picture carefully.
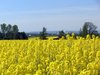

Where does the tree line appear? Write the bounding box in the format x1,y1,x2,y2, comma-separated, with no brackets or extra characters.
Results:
0,23,28,40
39,22,99,40
0,22,99,40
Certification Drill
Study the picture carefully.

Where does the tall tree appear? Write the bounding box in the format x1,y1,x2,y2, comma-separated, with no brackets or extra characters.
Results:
0,23,28,40
81,22,98,37
58,30,66,39
82,23,88,37
13,25,19,33
40,27,47,40
6,24,13,39
1,23,7,39
6,24,12,33
12,25,19,39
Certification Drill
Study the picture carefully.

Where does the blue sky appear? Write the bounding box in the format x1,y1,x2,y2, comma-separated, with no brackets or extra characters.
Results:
0,0,100,32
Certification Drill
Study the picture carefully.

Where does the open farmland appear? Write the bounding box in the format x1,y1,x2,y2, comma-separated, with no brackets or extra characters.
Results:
0,36,100,75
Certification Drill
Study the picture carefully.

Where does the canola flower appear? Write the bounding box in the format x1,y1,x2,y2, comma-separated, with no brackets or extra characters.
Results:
0,35,100,75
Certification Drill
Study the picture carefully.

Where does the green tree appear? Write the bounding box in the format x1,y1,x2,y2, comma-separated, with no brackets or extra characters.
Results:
82,23,88,37
6,24,12,33
40,27,47,40
0,32,3,39
12,25,19,39
0,23,7,39
13,25,19,33
0,23,27,40
81,22,98,37
58,30,66,39
6,24,13,39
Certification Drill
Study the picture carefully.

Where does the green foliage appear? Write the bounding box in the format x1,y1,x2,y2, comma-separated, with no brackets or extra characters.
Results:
58,30,66,39
80,22,98,38
0,23,28,40
39,27,47,40
13,25,19,33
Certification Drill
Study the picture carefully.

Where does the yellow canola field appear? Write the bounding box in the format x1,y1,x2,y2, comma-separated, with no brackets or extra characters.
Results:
0,36,100,75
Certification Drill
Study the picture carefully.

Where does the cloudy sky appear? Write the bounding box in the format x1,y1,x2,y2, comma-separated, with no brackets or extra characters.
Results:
0,0,100,32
